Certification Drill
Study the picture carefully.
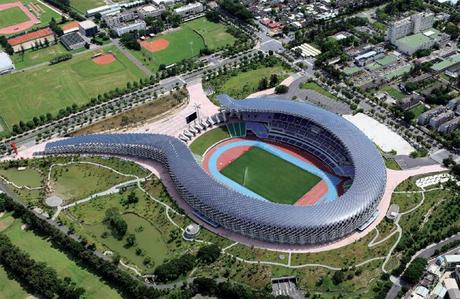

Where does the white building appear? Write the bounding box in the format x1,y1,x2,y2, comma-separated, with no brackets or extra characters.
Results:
174,2,204,17
137,4,165,19
0,52,14,75
388,12,435,43
86,4,121,17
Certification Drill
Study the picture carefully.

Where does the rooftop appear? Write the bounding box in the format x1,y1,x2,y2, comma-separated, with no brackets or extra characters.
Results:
8,28,54,46
0,52,14,72
431,53,460,71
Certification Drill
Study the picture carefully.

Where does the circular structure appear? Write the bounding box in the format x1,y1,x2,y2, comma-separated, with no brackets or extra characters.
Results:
42,95,386,245
184,223,200,239
140,38,169,53
92,53,116,65
45,195,63,207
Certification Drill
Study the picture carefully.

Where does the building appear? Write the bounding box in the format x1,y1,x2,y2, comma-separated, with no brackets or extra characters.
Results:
418,107,448,125
394,29,449,55
42,96,386,246
86,4,121,17
60,32,86,50
0,51,14,75
444,278,460,299
104,14,147,36
429,111,455,129
7,28,55,52
397,96,421,110
439,255,460,270
137,4,165,19
438,116,460,134
78,20,98,37
447,97,460,110
152,0,178,6
184,223,200,239
174,2,204,17
62,21,80,34
292,43,321,57
388,12,435,43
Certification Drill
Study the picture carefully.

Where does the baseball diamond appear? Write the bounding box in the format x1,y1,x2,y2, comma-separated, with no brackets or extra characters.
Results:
40,96,386,245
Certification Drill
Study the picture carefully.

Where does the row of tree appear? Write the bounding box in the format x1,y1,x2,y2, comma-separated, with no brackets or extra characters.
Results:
0,194,163,298
0,234,85,298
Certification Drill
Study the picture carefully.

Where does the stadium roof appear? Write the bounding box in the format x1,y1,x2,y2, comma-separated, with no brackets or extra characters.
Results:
0,52,14,73
43,96,386,244
8,28,54,46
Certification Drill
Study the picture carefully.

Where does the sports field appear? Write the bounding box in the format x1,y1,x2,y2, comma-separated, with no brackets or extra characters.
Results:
12,43,68,69
0,7,29,28
220,147,321,204
133,26,205,71
183,17,236,50
70,0,105,13
0,46,144,129
190,126,230,156
0,0,60,35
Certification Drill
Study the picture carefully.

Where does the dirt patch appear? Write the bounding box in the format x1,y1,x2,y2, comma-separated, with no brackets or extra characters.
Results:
140,38,169,53
92,53,116,65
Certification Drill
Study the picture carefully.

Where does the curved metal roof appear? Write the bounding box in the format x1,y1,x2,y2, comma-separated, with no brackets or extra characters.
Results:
44,96,386,233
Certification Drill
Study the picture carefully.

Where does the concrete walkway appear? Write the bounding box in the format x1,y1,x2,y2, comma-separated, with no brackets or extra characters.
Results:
112,39,153,77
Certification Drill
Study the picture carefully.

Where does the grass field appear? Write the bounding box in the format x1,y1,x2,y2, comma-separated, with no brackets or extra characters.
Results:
70,0,105,13
183,17,236,50
0,167,42,188
190,126,230,156
2,218,120,298
12,43,68,69
0,46,144,129
50,163,133,204
0,7,29,28
0,0,61,34
409,103,426,119
300,82,337,100
211,65,290,99
220,147,321,204
381,85,406,100
133,26,205,71
0,265,29,299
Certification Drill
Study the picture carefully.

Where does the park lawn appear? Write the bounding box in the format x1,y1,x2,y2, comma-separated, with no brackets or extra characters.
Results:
300,82,337,100
184,17,236,50
12,43,69,69
220,147,321,204
133,26,205,71
0,266,29,299
3,219,121,299
0,167,42,188
391,192,422,213
0,7,29,28
190,126,230,156
381,85,405,100
217,66,289,99
70,0,105,13
50,162,131,204
0,46,144,128
61,188,172,272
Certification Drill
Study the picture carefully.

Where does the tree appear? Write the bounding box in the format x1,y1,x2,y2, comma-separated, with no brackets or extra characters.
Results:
125,234,136,247
258,77,268,90
275,85,289,94
120,32,141,51
197,244,221,264
402,258,427,284
103,208,127,239
332,271,344,284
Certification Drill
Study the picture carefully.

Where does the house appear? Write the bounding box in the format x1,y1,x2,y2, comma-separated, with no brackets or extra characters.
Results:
7,28,55,52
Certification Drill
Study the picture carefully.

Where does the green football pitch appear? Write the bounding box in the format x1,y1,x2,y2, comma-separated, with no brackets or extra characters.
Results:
220,147,321,204
0,7,29,28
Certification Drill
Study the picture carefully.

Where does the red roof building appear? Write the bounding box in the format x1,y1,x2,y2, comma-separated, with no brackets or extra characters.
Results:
7,28,55,51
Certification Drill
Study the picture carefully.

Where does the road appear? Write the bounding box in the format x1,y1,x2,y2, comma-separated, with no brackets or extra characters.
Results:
112,38,153,77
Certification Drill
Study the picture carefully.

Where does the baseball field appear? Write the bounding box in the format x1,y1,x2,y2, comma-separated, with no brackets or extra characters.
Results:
220,147,321,204
0,46,144,130
133,17,236,71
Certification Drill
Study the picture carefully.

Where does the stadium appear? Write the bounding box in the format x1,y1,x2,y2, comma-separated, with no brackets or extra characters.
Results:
41,95,386,246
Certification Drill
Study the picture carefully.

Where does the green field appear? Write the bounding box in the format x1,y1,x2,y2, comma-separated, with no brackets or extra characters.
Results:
220,147,321,204
300,82,337,100
409,103,426,119
190,126,230,156
12,43,68,69
133,26,205,71
0,265,29,299
2,218,120,298
381,85,405,100
184,17,236,50
0,167,42,188
70,0,105,13
0,0,61,34
0,46,144,129
211,65,290,99
50,163,132,204
0,7,29,28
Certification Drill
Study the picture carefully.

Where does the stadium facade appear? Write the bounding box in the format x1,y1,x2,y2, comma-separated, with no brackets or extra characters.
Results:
42,96,386,245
